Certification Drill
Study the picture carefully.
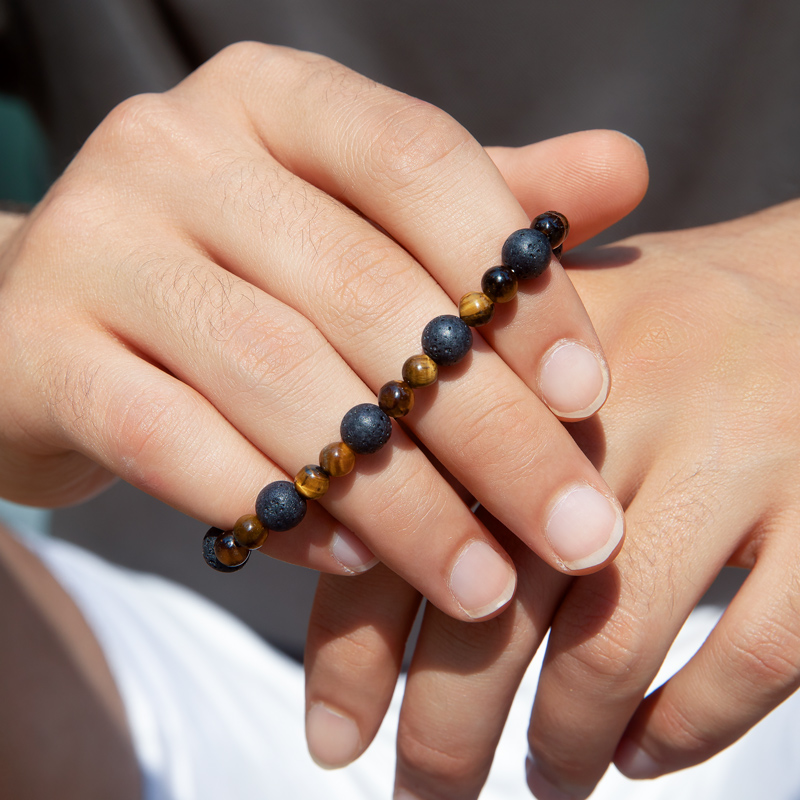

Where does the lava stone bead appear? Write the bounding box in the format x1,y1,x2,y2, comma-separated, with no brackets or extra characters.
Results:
233,514,269,549
531,210,569,248
203,527,248,573
256,480,307,531
402,354,438,388
378,380,415,418
294,464,330,499
421,314,473,366
481,266,518,303
501,228,552,279
459,291,494,327
319,441,356,476
340,403,393,454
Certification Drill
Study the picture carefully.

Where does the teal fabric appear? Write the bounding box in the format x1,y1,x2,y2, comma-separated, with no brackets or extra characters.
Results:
0,92,49,204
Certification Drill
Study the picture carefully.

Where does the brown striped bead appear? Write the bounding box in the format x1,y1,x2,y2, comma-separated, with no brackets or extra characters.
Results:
401,354,438,388
378,380,415,418
214,531,250,568
319,441,356,477
233,514,268,550
459,291,495,327
481,266,518,303
294,464,331,499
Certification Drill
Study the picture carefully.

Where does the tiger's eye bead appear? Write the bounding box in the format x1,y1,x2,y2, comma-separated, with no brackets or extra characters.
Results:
294,464,330,499
203,528,247,573
421,314,473,366
459,291,495,327
531,210,570,249
233,514,268,550
319,441,356,477
402,354,438,388
481,266,518,303
341,403,393,454
501,228,552,279
553,244,563,259
378,380,415,418
214,531,251,568
256,480,307,531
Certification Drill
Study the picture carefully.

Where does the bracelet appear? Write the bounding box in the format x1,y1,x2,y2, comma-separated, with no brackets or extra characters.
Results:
203,211,569,572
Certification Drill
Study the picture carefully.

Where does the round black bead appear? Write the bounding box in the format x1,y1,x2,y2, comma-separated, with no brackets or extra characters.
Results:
203,527,247,573
340,403,392,455
501,228,552,279
421,314,473,366
255,480,307,532
531,211,569,249
481,266,518,303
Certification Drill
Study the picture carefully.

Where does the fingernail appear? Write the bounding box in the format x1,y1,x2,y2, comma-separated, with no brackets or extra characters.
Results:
545,483,624,571
331,526,379,573
526,753,592,800
615,739,661,779
539,340,609,420
449,539,516,619
306,702,361,768
394,790,422,800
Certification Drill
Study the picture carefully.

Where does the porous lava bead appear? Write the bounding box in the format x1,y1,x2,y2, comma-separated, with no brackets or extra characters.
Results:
214,531,251,568
256,480,307,531
233,514,269,549
294,464,330,499
319,441,356,477
402,354,438,388
481,266,518,303
340,403,393,454
203,527,248,573
531,210,569,248
378,380,415,418
501,228,552,279
459,291,494,327
421,314,473,366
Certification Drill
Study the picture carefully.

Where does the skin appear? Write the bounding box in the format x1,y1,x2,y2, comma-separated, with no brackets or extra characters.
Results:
0,45,641,627
305,200,800,799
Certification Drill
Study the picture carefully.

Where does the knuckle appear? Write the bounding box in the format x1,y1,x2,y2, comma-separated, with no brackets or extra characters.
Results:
366,99,478,191
557,597,649,686
206,40,274,75
721,620,800,694
397,721,489,791
649,698,721,760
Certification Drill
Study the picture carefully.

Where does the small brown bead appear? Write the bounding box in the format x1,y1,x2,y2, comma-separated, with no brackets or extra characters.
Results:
402,354,438,388
214,531,250,568
319,441,356,478
481,266,518,303
459,291,495,327
378,380,415,418
294,464,331,499
233,514,268,550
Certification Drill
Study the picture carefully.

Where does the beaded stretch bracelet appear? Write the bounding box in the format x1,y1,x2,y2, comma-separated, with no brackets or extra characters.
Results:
203,211,570,572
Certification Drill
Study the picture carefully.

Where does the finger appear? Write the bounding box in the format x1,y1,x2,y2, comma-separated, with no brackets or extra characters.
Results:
486,130,649,250
526,461,762,798
304,565,421,768
28,327,368,575
180,44,615,422
86,237,517,620
615,533,800,779
393,520,570,800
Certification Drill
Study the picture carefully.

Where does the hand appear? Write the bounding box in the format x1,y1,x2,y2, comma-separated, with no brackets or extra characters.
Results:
305,199,800,797
0,45,644,615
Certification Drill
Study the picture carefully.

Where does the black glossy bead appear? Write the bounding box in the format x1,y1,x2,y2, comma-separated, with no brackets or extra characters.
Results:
481,266,518,303
531,211,569,249
501,228,552,279
340,403,393,454
203,527,247,573
256,480,307,532
421,314,473,366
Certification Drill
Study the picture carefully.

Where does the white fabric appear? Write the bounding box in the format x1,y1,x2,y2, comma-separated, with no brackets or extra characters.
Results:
25,531,800,800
